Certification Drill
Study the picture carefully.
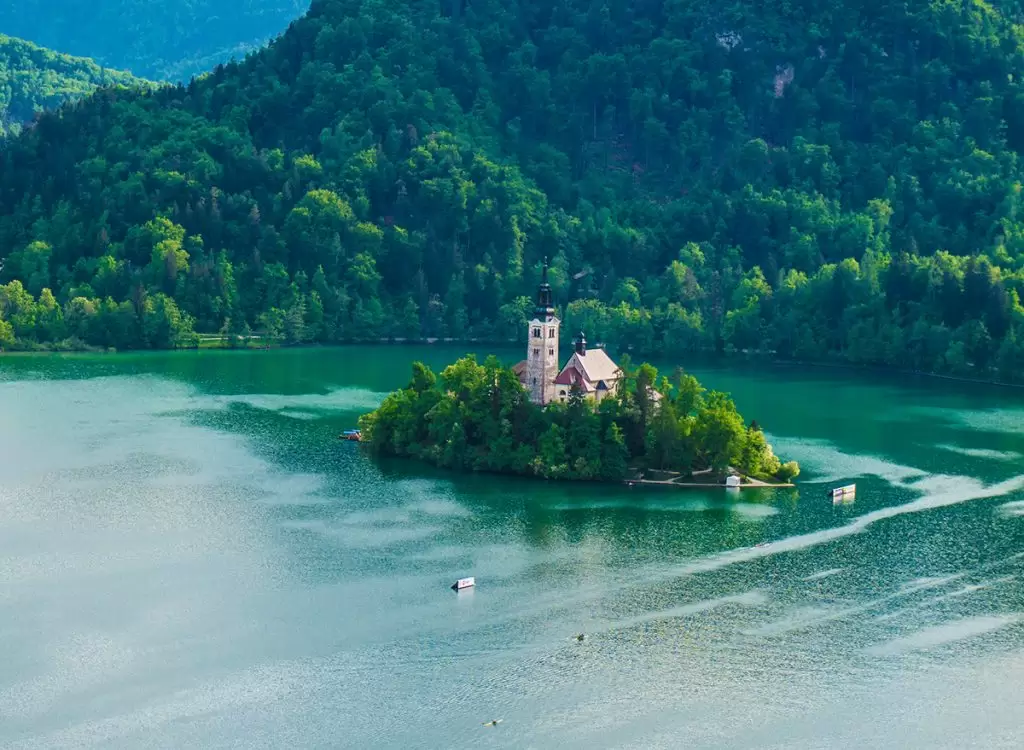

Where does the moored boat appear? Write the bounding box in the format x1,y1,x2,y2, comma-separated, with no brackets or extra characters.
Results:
830,483,856,502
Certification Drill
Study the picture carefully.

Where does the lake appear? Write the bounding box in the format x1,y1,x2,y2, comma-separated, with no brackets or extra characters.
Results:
1,346,1023,749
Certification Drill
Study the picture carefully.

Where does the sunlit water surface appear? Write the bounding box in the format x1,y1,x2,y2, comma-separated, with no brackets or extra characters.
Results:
1,347,1023,749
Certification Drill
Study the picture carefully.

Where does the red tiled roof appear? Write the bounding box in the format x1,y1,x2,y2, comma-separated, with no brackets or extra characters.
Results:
553,365,596,392
553,366,578,386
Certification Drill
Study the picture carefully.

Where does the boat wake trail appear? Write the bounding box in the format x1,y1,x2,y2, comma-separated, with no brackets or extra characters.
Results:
503,474,1024,623
935,444,1023,462
596,591,768,634
743,573,979,637
802,568,846,582
873,575,1018,623
865,614,1023,656
659,474,1024,582
435,475,1024,641
999,500,1024,517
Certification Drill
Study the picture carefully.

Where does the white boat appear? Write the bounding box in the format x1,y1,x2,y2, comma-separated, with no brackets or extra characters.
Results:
725,475,741,489
830,484,856,502
451,576,475,591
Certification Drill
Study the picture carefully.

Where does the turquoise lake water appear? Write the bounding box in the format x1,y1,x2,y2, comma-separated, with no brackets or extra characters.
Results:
1,347,1022,748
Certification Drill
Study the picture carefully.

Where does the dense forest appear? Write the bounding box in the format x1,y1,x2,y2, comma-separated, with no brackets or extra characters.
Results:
0,1,309,80
359,355,799,482
4,0,1024,381
0,35,146,138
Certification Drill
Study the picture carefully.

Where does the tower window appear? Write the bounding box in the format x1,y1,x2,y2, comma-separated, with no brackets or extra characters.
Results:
548,348,554,356
548,327,555,338
533,327,541,338
533,348,539,358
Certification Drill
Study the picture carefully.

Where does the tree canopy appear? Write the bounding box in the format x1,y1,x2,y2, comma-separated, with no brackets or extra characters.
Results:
358,355,798,482
0,34,148,137
2,0,1024,379
0,1,308,80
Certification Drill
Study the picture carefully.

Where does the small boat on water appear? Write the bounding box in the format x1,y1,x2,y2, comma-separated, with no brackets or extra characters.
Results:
830,483,856,502
452,576,475,591
340,429,361,442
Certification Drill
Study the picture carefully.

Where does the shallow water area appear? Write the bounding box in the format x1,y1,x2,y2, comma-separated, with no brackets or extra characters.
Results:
1,347,1023,749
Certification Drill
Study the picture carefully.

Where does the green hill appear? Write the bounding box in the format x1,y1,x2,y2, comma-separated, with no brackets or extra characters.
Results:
0,1,309,81
0,34,148,137
2,0,1024,380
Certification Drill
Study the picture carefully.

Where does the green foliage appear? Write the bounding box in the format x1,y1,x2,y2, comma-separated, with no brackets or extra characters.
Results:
2,0,1024,383
360,356,797,482
0,280,196,351
0,34,149,136
694,392,747,473
739,424,782,479
777,461,801,482
0,2,307,80
0,317,13,348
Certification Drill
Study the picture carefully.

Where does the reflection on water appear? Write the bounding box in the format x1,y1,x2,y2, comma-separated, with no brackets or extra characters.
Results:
1,347,1023,749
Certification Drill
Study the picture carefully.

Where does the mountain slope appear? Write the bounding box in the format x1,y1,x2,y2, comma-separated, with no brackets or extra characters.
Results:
0,34,148,137
2,0,1024,378
0,1,309,81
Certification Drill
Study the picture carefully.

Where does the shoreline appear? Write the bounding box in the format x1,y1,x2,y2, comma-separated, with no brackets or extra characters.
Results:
3,338,1021,391
626,478,794,489
626,467,795,490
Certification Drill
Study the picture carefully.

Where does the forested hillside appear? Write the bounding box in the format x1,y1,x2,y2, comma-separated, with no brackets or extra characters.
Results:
0,34,145,137
0,1,308,80
3,0,1024,380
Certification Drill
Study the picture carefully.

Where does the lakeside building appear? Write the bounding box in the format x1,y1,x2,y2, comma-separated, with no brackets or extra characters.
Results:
513,262,623,405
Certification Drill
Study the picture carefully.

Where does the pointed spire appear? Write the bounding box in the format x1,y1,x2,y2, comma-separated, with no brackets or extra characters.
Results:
535,256,554,319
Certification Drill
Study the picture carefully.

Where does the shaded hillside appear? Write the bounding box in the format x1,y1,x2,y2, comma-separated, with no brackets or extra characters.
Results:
0,0,308,80
0,34,147,137
2,0,1024,380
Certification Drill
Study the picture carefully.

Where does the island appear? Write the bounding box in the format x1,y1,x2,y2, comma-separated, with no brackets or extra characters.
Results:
359,265,797,486
358,353,798,485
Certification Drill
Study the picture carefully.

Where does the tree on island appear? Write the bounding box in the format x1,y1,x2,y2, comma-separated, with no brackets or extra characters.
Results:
359,355,798,483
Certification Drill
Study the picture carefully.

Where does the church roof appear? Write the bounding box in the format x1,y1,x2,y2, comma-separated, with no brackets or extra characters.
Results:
553,367,576,386
553,365,595,391
534,257,556,320
566,347,621,384
512,359,528,381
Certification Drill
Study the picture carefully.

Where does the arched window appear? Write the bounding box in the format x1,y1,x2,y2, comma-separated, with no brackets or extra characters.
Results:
533,327,541,337
548,327,556,338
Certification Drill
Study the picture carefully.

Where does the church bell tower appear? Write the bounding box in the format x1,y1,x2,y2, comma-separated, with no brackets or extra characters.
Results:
526,259,559,405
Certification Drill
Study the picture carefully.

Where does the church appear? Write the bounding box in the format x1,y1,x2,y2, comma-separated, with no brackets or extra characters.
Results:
512,262,623,406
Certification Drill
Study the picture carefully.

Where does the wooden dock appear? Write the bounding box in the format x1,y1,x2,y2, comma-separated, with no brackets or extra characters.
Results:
624,468,794,490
